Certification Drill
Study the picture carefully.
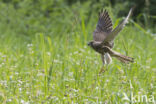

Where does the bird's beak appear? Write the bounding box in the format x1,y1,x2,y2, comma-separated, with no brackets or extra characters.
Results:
87,42,91,46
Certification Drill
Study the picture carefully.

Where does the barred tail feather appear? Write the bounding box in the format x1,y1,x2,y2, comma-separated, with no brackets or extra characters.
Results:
102,46,134,63
111,52,134,63
115,55,134,63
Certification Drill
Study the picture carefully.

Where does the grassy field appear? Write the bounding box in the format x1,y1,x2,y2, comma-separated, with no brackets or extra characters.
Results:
0,3,155,104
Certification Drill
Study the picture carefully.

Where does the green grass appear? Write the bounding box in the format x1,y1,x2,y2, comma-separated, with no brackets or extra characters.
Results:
0,2,155,103
0,22,155,103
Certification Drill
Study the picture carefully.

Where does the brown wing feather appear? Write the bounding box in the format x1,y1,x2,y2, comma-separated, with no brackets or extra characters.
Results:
93,10,113,42
104,8,133,42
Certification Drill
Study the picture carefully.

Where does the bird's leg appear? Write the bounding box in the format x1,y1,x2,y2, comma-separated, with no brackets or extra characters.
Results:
101,54,106,66
99,54,106,74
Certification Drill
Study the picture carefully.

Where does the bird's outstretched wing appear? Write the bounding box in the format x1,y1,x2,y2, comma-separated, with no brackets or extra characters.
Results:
93,10,113,42
104,8,133,42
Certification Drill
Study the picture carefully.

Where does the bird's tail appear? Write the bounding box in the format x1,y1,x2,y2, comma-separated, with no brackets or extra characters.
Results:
112,53,134,63
103,46,134,63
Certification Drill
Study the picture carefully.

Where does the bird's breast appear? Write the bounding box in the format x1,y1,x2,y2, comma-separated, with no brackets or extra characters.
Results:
92,45,104,54
92,42,113,54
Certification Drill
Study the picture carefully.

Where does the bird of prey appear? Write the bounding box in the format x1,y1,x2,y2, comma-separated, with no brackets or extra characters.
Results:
88,8,134,68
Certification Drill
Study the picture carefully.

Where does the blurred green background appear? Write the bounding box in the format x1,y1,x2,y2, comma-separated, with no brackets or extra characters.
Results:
0,0,155,38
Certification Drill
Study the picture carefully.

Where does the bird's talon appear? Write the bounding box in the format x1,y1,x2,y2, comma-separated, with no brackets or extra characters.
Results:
99,67,105,74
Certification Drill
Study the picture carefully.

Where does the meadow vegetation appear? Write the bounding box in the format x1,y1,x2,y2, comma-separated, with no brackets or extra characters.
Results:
0,0,155,103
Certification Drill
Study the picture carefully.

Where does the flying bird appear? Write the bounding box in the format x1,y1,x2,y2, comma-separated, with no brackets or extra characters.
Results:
88,8,134,69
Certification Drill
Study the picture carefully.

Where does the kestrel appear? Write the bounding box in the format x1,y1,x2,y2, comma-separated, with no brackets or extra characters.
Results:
88,8,134,67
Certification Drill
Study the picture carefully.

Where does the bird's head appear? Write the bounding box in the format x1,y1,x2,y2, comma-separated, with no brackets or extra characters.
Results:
87,41,94,47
